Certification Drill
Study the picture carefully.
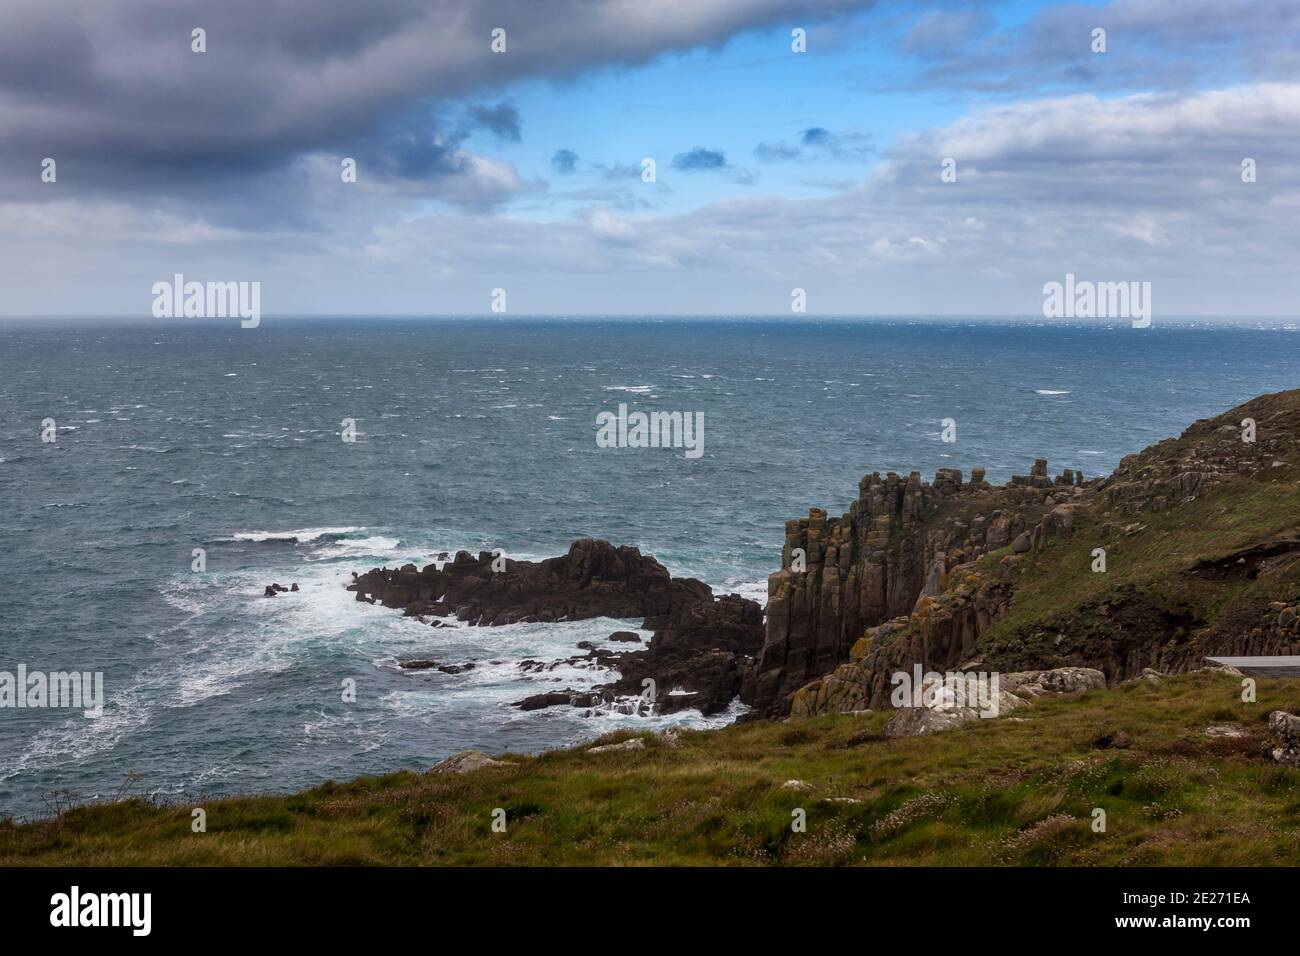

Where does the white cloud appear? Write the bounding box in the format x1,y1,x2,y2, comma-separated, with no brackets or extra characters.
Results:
3,81,1299,317
586,206,638,244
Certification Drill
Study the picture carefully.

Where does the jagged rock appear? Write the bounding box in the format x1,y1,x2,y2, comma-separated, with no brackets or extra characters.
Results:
884,690,1025,738
606,593,764,716
514,689,608,711
918,553,946,601
881,674,1027,737
348,538,713,626
883,707,971,737
1268,711,1300,765
1121,667,1165,687
749,462,1081,718
1047,505,1075,533
354,539,765,718
1002,667,1106,695
429,750,504,774
787,567,1018,719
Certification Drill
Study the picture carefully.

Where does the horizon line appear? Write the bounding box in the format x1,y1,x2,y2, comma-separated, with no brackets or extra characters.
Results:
3,313,1300,324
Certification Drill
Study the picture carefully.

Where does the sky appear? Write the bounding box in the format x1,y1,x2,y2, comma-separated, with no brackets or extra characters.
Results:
1,0,1298,318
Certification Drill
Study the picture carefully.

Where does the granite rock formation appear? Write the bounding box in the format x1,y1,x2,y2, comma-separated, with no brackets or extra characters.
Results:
348,538,711,624
747,459,1085,717
349,538,765,717
780,388,1300,720
1268,711,1300,765
878,665,1106,737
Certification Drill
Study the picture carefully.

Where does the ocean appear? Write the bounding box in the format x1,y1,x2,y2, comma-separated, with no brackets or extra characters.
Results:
1,316,1297,818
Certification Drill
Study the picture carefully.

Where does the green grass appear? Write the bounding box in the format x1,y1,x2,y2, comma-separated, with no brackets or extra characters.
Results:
4,672,1299,866
977,470,1300,670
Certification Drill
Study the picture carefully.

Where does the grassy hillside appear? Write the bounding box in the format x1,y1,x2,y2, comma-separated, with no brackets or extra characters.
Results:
977,392,1300,676
4,671,1299,866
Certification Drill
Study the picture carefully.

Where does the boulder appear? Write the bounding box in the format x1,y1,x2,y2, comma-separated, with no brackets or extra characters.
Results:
429,750,504,774
1121,667,1164,687
883,686,1025,737
1002,667,1106,696
1268,710,1300,765
588,738,645,754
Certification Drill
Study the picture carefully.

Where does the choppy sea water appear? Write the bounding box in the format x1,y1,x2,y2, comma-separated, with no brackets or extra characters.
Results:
1,316,1297,818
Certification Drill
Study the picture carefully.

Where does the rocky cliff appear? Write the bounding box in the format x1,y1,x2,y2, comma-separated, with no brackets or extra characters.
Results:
782,388,1300,719
745,459,1086,717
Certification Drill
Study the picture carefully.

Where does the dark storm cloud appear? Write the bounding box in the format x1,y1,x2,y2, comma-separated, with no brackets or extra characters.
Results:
0,0,877,208
468,103,522,142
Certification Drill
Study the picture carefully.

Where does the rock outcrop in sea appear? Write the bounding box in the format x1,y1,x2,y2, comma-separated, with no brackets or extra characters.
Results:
347,538,765,715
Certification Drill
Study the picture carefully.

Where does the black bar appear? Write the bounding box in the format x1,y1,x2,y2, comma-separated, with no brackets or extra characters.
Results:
0,866,1279,941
